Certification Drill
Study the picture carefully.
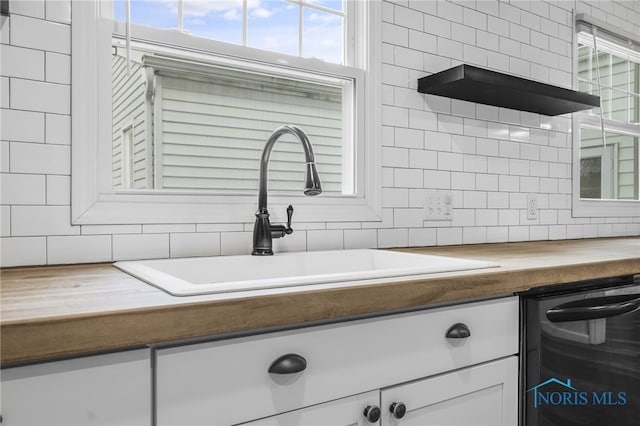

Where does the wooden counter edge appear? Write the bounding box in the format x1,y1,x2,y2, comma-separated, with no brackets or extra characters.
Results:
2,257,639,366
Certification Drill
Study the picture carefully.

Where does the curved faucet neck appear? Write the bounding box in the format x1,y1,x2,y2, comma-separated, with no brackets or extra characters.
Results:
258,125,316,210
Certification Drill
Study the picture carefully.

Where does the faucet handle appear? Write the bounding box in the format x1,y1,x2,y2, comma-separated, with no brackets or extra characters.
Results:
285,205,294,234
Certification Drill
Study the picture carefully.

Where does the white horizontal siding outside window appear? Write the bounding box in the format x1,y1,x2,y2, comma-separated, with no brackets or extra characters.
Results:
572,18,640,217
71,1,381,224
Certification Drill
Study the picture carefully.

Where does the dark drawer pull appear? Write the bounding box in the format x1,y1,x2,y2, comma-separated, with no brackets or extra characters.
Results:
446,323,471,339
268,353,307,374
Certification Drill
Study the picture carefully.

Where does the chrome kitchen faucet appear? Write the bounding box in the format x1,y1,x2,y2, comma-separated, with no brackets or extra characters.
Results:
252,125,322,255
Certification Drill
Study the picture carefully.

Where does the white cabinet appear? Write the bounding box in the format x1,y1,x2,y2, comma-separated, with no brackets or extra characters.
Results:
0,349,151,426
380,356,518,426
239,391,380,426
156,296,519,426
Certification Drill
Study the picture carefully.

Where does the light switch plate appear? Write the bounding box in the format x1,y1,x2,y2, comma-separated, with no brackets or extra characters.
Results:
423,191,453,221
527,193,538,220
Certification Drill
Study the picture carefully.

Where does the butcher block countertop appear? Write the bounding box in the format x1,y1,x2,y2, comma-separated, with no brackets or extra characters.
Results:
1,237,639,366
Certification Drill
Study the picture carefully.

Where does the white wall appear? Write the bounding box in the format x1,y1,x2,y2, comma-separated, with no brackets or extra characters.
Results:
1,0,639,267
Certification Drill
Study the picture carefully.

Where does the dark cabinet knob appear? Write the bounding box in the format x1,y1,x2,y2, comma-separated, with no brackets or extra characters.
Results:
390,402,406,419
363,405,381,423
445,323,471,339
268,353,307,374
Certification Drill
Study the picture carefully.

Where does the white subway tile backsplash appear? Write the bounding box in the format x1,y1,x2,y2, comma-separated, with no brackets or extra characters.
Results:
382,147,409,168
0,109,45,143
46,0,71,24
451,99,476,118
395,4,423,30
409,29,436,52
170,232,221,258
463,191,486,209
437,38,463,61
463,227,487,244
2,0,637,268
381,105,409,127
81,224,142,235
1,77,9,108
47,235,112,264
11,78,69,114
307,229,344,251
343,229,377,249
437,114,463,135
409,149,437,169
498,210,519,228
143,224,196,234
476,173,498,191
113,233,169,261
451,22,476,45
383,22,409,47
10,142,69,174
451,135,476,154
486,226,509,243
408,109,438,131
509,226,530,242
437,151,463,171
499,141,520,159
46,52,70,84
476,138,499,156
437,0,463,23
1,205,9,236
0,45,45,80
378,228,408,248
463,118,487,138
1,174,45,205
45,113,70,145
452,172,476,190
488,156,509,175
394,168,423,188
476,209,498,226
10,14,70,54
423,14,451,38
395,127,424,149
509,159,530,176
423,170,451,189
436,227,462,245
408,227,436,246
11,205,78,236
1,236,47,267
383,187,409,208
10,0,45,18
394,208,424,228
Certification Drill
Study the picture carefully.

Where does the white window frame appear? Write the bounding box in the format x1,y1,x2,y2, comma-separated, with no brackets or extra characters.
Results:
71,0,381,225
572,14,640,218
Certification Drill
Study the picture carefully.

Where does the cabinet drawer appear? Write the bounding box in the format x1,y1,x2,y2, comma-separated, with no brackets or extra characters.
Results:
156,296,518,425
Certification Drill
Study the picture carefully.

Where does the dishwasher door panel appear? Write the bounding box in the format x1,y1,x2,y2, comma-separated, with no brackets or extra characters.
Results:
523,284,640,426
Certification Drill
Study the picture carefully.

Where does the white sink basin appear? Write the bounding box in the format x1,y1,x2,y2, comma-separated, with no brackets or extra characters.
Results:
114,249,496,296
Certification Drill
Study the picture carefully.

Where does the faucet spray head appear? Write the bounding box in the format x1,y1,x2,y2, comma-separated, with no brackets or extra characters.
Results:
304,162,322,196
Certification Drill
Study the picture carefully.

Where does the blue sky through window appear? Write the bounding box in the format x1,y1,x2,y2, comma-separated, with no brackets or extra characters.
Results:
113,0,344,63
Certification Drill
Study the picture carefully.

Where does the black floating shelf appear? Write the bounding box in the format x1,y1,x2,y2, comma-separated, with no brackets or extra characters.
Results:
417,64,600,116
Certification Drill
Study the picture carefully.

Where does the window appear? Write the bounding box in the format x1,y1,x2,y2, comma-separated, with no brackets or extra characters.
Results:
71,1,381,224
573,17,640,217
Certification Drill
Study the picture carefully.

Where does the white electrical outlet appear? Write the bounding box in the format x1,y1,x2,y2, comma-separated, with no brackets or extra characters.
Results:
527,194,538,220
423,191,453,221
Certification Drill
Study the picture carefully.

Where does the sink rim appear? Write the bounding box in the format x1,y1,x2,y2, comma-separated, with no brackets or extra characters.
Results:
114,249,498,297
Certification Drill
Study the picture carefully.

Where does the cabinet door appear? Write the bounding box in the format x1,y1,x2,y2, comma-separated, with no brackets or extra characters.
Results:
0,349,151,426
380,356,518,426
240,391,380,426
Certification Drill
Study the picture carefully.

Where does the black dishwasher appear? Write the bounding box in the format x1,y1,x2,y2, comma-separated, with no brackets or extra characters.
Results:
521,275,640,426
